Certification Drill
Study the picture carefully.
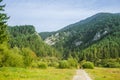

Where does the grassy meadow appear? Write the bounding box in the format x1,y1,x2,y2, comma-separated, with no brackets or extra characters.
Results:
0,67,120,80
86,67,120,80
0,67,75,80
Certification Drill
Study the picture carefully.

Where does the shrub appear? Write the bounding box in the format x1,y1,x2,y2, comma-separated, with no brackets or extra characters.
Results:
105,62,120,68
67,58,78,68
49,62,59,67
101,59,120,68
82,61,94,69
59,60,69,69
21,48,37,67
31,62,38,68
5,51,24,67
0,46,24,67
38,62,48,69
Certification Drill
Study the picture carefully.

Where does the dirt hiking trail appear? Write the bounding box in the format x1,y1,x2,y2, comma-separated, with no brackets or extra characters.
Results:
72,69,92,80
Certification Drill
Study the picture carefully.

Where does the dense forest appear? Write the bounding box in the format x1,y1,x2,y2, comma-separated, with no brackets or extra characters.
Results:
40,13,120,68
0,0,120,69
8,25,60,57
0,1,60,68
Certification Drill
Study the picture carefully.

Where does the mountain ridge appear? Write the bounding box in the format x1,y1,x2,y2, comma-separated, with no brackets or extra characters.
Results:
39,12,120,60
8,25,61,57
40,12,120,39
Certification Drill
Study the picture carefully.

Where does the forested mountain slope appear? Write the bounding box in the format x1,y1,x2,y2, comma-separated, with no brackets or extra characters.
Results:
8,25,60,57
39,32,55,40
40,13,120,61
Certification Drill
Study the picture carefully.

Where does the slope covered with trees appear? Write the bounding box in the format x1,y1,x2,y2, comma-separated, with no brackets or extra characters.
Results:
8,25,61,57
0,0,26,67
0,0,119,68
39,32,55,40
40,13,120,67
0,0,61,68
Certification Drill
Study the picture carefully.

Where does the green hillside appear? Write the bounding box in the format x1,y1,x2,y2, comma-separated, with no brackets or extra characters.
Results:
40,13,120,67
39,32,55,40
8,25,61,57
0,0,120,68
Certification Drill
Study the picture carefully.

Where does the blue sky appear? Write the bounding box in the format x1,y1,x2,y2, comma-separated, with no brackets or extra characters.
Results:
3,0,120,32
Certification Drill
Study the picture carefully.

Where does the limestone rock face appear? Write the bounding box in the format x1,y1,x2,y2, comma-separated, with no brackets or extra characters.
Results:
93,32,101,41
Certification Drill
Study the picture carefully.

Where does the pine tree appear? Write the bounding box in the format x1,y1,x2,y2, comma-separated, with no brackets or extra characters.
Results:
0,0,10,67
0,0,9,44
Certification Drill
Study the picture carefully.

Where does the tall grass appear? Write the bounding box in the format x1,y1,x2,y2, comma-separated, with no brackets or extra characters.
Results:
86,67,120,80
0,67,75,80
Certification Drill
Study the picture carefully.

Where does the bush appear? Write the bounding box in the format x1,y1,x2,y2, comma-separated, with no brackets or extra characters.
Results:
82,61,94,69
31,61,38,68
5,51,24,67
0,45,24,67
68,58,78,68
101,59,120,68
38,62,48,69
105,62,120,68
49,62,59,67
21,48,37,67
59,60,69,69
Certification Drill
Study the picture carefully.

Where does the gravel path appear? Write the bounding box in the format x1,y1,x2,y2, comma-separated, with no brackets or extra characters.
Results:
72,69,92,80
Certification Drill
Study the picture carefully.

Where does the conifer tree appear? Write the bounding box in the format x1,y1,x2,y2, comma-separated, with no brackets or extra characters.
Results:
0,0,9,44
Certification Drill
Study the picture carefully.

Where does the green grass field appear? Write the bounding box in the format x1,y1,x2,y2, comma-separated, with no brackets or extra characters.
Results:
86,67,120,80
0,67,75,80
0,67,120,80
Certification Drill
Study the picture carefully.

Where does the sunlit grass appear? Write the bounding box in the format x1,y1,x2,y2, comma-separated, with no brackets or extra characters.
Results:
0,67,75,80
86,67,120,80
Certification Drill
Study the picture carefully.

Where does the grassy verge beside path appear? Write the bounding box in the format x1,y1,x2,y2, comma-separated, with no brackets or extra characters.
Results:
0,67,75,80
85,67,120,80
